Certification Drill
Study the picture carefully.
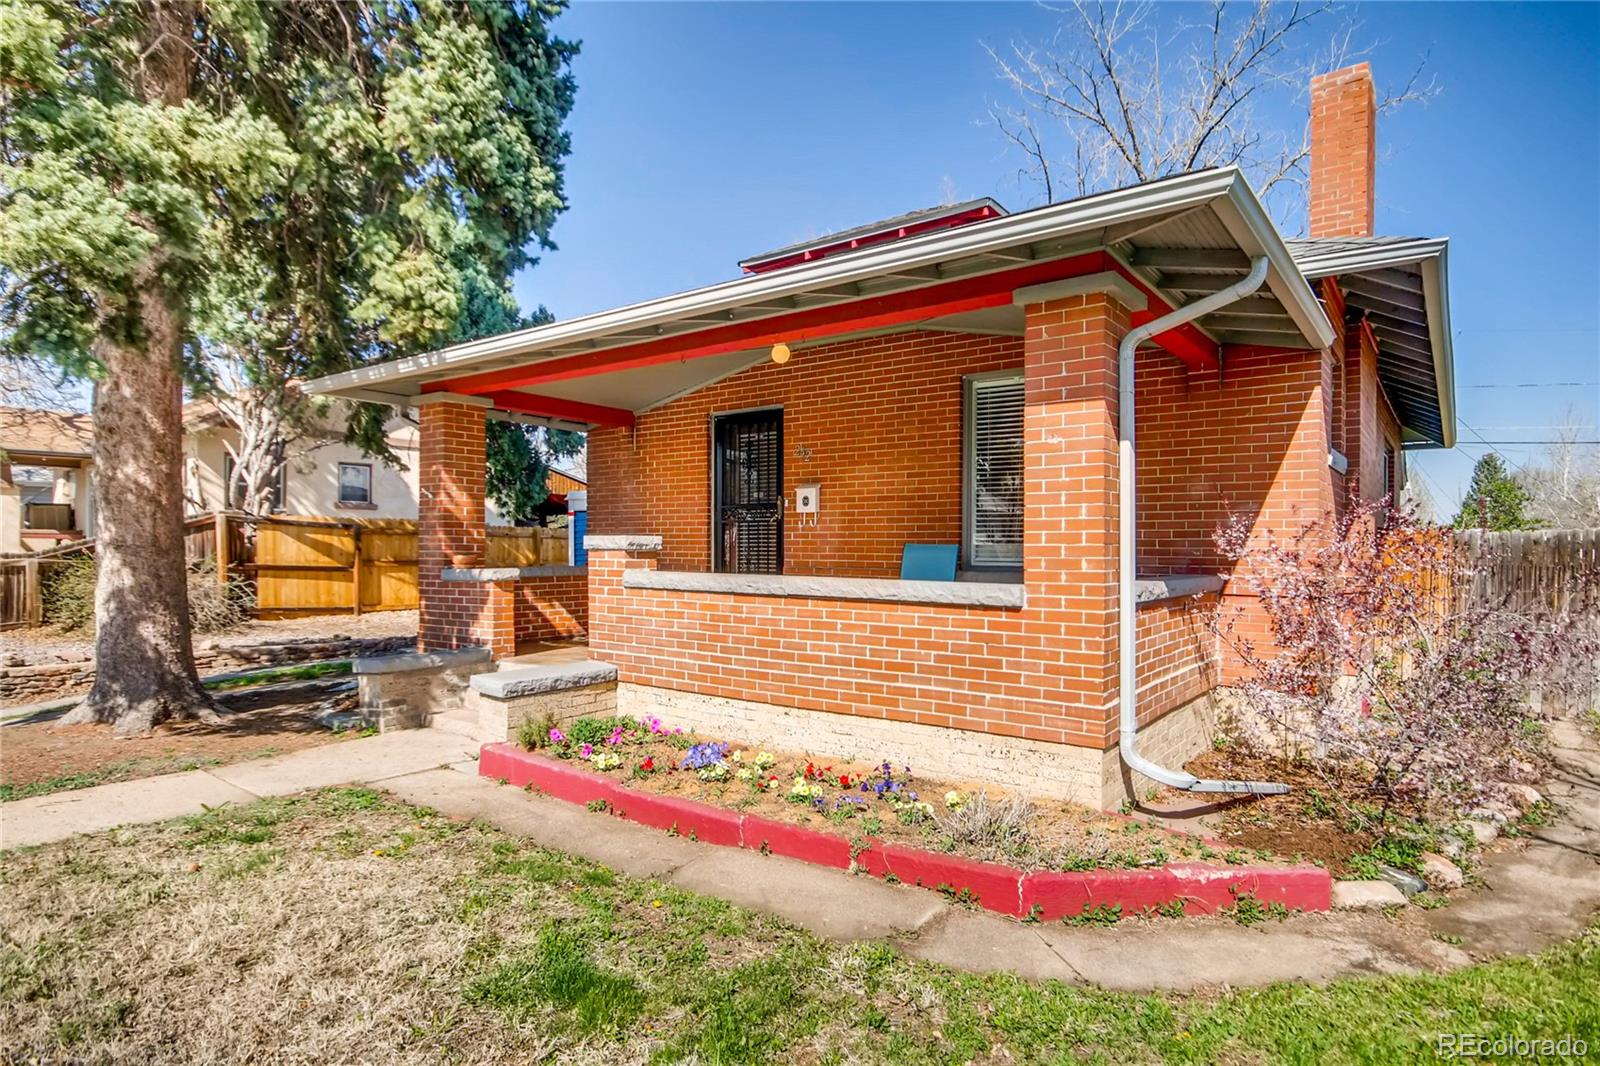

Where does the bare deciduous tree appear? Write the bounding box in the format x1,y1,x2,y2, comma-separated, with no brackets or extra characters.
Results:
986,1,1433,223
1522,413,1600,528
193,345,311,516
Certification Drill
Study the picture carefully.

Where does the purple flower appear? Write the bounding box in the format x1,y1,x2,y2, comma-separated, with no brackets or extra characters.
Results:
681,742,731,771
580,742,593,758
549,728,565,743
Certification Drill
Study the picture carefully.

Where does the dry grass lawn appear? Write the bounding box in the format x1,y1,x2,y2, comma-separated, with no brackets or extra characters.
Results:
3,789,1596,1064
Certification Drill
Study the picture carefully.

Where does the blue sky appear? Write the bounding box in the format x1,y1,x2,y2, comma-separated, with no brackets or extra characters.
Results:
515,1,1600,518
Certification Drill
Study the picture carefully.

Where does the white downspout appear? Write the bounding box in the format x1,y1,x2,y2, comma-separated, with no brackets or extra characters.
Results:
1118,255,1289,795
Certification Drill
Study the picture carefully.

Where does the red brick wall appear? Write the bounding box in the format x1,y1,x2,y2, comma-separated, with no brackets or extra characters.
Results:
589,329,1021,577
514,572,589,643
585,296,1337,749
1135,595,1219,727
1136,345,1338,575
1310,64,1376,238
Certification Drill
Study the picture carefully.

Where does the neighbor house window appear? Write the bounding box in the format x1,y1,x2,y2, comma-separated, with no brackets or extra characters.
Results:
222,453,285,512
338,462,373,506
962,371,1025,570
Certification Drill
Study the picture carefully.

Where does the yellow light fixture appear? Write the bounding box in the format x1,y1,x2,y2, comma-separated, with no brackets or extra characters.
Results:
770,342,791,365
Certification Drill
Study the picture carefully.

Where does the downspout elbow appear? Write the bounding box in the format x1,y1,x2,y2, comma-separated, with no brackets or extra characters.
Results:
1117,255,1289,797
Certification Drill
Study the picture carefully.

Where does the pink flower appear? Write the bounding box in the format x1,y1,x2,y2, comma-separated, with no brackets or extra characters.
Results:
647,716,664,734
580,742,593,757
549,728,565,743
606,727,625,745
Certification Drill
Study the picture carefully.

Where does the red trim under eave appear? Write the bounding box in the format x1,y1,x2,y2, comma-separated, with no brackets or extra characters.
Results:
487,390,636,428
426,253,1225,398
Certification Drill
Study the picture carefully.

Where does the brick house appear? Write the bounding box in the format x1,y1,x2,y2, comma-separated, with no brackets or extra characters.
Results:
306,64,1454,806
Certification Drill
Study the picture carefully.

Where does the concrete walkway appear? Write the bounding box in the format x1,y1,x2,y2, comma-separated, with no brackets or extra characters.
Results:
0,728,478,850
5,718,1597,992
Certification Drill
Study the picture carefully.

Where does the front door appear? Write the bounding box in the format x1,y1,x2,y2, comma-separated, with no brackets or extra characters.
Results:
713,409,783,574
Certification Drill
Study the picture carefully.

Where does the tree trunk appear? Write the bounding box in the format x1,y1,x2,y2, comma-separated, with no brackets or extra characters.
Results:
61,0,215,736
65,274,219,735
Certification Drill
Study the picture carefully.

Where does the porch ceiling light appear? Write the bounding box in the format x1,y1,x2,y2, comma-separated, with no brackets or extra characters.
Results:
769,342,791,365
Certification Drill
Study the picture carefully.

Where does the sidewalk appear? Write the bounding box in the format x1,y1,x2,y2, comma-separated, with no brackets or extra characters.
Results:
0,728,478,850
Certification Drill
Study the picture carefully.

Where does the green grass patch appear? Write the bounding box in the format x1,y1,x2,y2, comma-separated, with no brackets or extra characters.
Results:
466,924,645,1036
0,755,223,803
202,660,352,691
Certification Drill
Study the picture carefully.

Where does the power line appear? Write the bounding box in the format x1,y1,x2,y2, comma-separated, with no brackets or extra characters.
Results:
1456,440,1600,446
1462,383,1598,389
1459,381,1598,389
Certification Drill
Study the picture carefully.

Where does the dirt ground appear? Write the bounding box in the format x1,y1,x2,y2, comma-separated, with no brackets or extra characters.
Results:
1160,748,1399,875
525,723,1297,872
1,687,360,800
2,609,418,666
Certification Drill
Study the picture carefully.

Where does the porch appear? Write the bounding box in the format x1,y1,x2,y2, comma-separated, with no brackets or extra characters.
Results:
304,170,1339,805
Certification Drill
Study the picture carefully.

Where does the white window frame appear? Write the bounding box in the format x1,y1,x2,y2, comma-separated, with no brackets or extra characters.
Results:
961,370,1025,572
337,461,373,507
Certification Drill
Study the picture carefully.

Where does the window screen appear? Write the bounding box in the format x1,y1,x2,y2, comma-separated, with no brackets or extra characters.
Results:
964,373,1025,568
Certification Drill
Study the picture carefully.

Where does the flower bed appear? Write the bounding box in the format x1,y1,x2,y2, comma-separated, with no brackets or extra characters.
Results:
480,715,1331,921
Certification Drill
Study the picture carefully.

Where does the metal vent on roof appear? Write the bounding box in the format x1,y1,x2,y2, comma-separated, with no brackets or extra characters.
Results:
740,198,1008,274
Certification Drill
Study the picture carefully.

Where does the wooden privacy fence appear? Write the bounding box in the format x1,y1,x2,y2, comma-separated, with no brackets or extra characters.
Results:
0,512,569,626
1455,528,1600,614
247,514,568,617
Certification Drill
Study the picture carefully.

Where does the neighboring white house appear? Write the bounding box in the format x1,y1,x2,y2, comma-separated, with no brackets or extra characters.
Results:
181,397,425,520
2,401,584,553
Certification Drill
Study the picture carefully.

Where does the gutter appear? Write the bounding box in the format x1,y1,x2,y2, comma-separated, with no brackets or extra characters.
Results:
1117,255,1290,796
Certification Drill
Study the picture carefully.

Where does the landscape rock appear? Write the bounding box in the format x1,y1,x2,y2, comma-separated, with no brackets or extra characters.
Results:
1501,783,1543,810
1375,864,1427,897
1419,852,1464,891
1467,806,1509,827
1331,880,1407,910
1467,819,1500,846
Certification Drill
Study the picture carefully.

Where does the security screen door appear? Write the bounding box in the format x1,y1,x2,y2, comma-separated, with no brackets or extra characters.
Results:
713,409,783,574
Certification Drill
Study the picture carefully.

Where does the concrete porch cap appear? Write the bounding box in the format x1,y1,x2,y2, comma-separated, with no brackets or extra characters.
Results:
473,660,620,700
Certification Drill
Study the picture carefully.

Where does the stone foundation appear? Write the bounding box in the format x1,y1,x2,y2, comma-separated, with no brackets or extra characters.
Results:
353,646,492,732
618,682,1225,810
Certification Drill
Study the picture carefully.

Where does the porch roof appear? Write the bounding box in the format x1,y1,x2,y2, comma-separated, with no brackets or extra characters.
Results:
1286,237,1455,449
302,168,1336,430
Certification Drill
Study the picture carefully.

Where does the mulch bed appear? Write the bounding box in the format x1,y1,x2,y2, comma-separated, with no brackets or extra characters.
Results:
1163,748,1388,876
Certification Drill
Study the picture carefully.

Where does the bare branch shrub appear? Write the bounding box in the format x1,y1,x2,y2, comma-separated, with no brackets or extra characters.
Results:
42,554,253,634
1212,500,1599,822
937,792,1036,857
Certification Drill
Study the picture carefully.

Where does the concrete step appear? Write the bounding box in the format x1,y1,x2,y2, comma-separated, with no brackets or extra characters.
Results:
427,706,492,742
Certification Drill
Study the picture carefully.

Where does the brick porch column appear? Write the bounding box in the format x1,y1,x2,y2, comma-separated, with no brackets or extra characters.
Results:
416,394,502,653
1020,292,1129,748
583,535,662,668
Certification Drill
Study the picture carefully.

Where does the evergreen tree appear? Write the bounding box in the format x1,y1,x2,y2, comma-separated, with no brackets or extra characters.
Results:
1452,454,1542,531
447,273,583,524
1,0,576,733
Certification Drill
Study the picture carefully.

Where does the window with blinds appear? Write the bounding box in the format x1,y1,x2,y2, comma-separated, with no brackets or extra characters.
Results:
963,372,1025,569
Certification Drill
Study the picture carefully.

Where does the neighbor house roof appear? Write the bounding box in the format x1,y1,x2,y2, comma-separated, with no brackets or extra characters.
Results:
0,406,94,464
1287,236,1454,448
303,167,1337,429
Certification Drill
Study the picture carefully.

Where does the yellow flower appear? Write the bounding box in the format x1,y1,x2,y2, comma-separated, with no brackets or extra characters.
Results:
651,899,663,908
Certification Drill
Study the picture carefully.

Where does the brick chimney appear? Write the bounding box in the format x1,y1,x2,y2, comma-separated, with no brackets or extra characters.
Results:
1309,63,1377,238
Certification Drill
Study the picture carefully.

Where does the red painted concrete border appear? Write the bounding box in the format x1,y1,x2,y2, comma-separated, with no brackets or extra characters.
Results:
479,744,1331,920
